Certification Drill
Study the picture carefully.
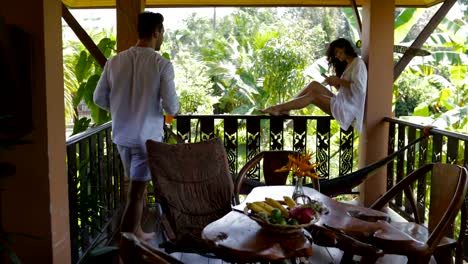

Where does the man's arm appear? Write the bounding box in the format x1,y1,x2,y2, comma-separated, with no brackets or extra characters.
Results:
160,62,179,115
93,63,111,111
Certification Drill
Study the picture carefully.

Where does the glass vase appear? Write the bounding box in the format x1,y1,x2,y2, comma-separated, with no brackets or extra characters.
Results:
292,176,305,201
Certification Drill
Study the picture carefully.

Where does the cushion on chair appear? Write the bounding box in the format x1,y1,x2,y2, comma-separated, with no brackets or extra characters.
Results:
146,137,234,245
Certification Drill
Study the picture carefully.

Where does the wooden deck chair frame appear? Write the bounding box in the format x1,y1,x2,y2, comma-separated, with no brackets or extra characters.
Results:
355,163,468,264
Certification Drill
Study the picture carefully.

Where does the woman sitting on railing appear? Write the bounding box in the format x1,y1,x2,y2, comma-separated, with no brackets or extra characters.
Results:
261,38,367,133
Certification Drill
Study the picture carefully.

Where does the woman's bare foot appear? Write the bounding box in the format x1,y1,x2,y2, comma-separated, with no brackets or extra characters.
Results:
260,106,282,116
136,230,155,241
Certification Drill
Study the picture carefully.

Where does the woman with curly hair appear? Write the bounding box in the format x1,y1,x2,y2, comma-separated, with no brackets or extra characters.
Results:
261,38,367,133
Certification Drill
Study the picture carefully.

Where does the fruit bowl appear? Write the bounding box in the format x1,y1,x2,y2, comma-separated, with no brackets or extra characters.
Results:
246,209,319,234
243,196,326,234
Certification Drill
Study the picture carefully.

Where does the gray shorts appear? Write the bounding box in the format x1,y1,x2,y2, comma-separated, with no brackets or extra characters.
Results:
117,145,151,182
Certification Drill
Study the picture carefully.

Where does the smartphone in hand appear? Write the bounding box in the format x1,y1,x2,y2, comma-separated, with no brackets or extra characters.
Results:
320,73,330,87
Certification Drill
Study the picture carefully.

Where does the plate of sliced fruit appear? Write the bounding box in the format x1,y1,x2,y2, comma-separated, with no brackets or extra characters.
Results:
244,195,327,234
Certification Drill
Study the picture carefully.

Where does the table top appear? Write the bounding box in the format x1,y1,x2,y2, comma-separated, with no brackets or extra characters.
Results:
202,186,421,262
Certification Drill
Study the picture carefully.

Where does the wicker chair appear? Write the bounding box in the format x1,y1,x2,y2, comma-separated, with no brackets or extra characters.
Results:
146,137,234,256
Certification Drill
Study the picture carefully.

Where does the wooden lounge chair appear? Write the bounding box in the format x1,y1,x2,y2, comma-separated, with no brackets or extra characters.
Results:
365,163,468,264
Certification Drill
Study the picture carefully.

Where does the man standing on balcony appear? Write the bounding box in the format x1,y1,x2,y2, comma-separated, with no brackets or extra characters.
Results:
93,11,179,240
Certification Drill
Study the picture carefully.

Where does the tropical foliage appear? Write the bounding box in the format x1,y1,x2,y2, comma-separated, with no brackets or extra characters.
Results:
63,31,116,135
162,8,347,115
63,5,468,136
395,14,468,134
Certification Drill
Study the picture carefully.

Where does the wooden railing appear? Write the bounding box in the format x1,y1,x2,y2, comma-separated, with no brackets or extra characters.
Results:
385,117,468,259
66,123,125,263
65,115,468,262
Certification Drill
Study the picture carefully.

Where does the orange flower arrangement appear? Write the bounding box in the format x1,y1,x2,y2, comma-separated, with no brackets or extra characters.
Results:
275,151,319,179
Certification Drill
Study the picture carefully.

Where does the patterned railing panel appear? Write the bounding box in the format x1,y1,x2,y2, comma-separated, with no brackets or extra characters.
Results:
166,115,354,181
293,118,307,153
66,123,124,263
339,127,354,176
246,117,262,181
316,118,331,179
224,117,238,174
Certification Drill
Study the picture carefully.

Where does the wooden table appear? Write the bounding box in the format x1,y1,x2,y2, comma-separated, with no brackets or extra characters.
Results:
202,186,420,263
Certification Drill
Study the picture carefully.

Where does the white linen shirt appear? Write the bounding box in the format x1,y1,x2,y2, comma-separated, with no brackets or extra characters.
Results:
330,57,367,133
94,46,179,147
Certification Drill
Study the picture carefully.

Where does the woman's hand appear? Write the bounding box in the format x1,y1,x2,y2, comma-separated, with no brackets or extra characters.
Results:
325,76,341,88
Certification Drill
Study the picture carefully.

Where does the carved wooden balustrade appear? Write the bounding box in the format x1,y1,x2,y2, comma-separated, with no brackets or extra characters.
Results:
169,114,356,181
66,123,124,263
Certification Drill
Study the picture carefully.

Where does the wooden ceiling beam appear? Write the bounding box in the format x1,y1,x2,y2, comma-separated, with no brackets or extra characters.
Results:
62,0,446,8
393,0,457,81
61,3,107,68
349,0,362,39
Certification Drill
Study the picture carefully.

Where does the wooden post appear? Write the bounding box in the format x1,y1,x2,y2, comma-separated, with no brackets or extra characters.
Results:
358,0,395,207
117,0,145,52
1,0,70,262
115,0,145,205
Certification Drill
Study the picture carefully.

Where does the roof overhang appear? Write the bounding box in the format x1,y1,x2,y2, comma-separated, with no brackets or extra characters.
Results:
62,0,445,8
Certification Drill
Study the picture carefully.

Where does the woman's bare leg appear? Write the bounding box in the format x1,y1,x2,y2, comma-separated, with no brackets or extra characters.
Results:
294,80,331,98
261,81,333,115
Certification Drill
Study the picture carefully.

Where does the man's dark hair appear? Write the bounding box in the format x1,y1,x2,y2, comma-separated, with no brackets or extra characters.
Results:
137,12,164,40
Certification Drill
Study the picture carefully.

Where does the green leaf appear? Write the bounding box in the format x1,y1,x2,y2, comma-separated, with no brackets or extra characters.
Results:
72,117,91,135
432,106,468,130
75,51,89,83
450,65,467,84
394,8,424,44
97,38,110,54
162,52,171,60
438,88,454,110
73,83,86,107
431,51,468,65
78,74,110,125
83,75,100,107
413,103,430,116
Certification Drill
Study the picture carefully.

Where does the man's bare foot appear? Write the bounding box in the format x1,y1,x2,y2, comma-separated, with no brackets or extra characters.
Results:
136,230,155,241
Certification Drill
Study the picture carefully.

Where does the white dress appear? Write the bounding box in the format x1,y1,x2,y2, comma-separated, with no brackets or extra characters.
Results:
330,57,367,133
